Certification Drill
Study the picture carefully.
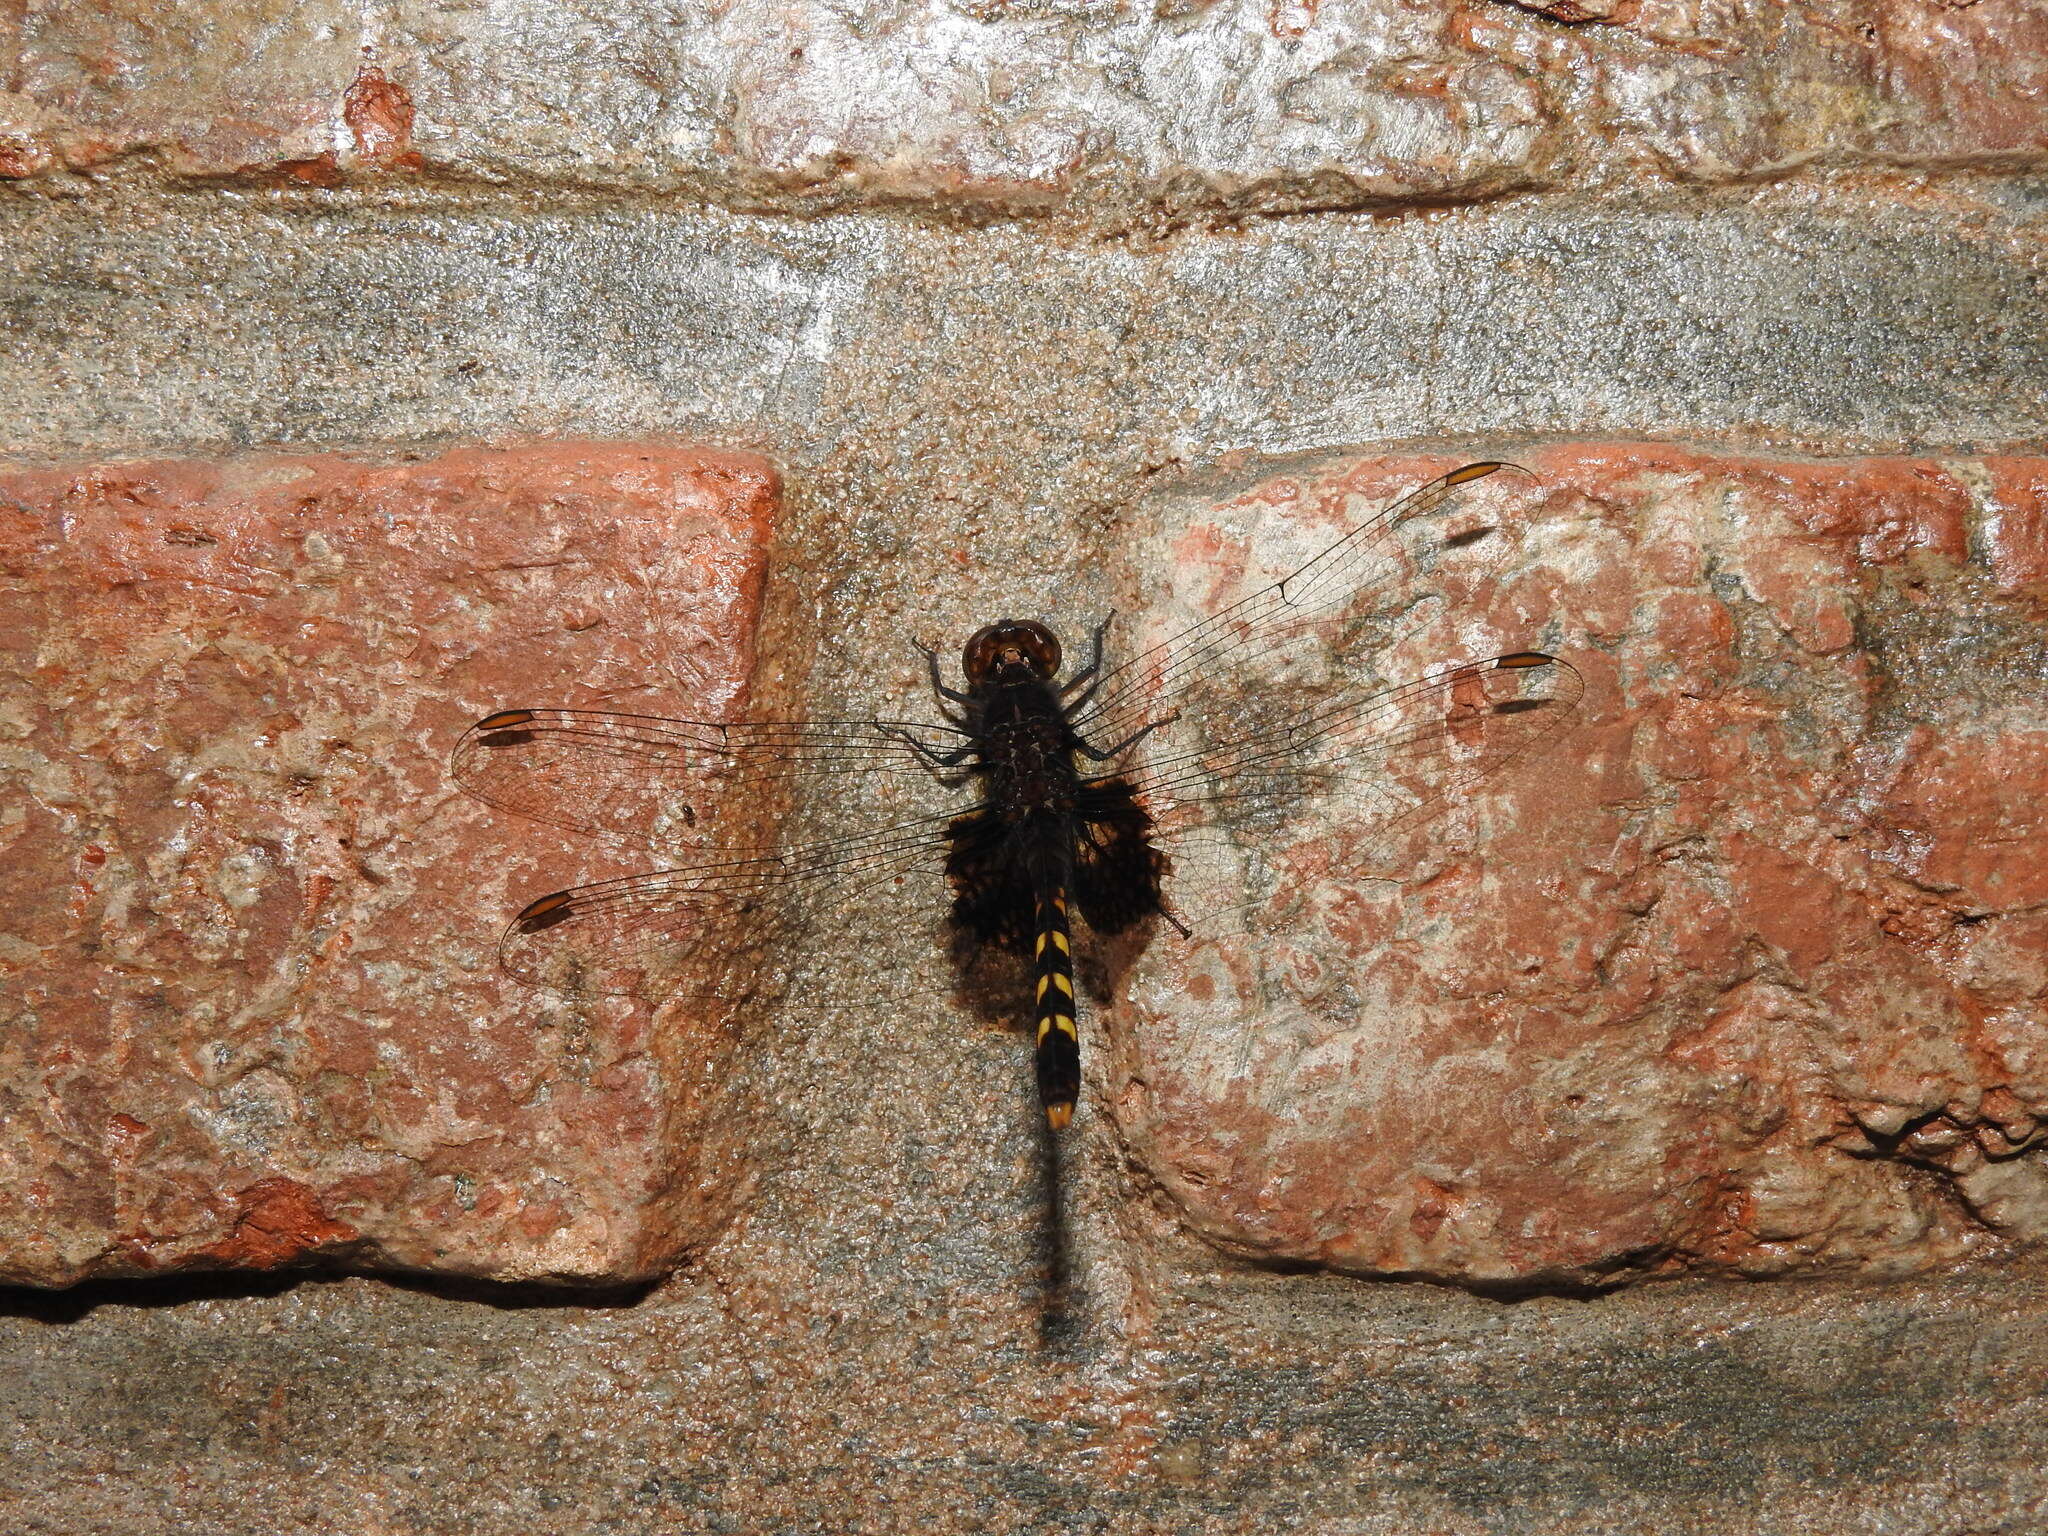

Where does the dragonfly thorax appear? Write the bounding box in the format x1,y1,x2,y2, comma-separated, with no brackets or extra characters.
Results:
975,683,1083,824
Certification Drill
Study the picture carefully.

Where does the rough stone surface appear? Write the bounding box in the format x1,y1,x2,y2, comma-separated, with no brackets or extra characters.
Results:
0,1264,2041,1535
10,438,2042,1302
4,2,2047,217
1116,444,2048,1286
1,184,2044,462
0,442,778,1286
2,0,2046,1525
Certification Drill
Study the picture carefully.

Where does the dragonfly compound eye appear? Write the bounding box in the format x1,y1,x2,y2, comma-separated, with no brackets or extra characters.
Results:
961,619,1062,684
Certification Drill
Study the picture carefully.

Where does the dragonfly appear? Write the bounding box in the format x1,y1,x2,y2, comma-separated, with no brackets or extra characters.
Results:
452,462,1583,1130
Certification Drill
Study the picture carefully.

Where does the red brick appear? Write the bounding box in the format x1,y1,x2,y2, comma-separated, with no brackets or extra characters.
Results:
0,442,778,1286
1983,458,2048,593
8,1,357,178
1111,444,2048,1285
5,2,2046,199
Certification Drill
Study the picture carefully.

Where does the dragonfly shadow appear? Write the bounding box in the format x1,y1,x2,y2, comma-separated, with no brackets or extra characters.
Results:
1033,1119,1084,1354
944,922,1029,1034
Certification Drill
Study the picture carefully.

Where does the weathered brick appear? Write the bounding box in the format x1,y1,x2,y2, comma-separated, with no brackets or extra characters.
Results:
1112,444,2048,1285
8,437,2045,1299
4,1,362,179
0,442,778,1287
4,1,2045,213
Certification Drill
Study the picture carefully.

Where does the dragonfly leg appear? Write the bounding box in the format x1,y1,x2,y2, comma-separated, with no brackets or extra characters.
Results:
1059,611,1115,710
1075,711,1174,762
915,640,974,715
881,722,975,786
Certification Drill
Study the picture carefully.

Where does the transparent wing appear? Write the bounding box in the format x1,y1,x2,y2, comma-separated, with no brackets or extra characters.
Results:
1136,649,1584,831
496,807,960,996
1072,461,1523,751
1138,650,1583,930
452,707,967,850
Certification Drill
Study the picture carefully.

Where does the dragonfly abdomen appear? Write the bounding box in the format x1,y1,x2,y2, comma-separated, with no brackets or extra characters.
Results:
1033,886,1080,1130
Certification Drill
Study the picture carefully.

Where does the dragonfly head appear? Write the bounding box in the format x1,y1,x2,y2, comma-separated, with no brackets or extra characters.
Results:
962,619,1062,685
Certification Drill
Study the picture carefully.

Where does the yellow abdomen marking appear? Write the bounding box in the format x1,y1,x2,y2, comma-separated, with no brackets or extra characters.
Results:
1034,884,1080,1130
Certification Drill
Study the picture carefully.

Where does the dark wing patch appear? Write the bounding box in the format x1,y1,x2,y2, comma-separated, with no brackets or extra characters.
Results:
944,805,1039,955
1071,777,1170,937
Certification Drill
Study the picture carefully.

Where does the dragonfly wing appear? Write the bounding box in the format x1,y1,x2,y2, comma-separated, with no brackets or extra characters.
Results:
452,708,968,850
1072,462,1526,752
497,809,959,996
1132,650,1584,928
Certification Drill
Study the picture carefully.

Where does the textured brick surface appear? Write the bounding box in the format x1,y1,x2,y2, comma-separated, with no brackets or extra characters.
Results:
3,0,2046,1525
11,438,2040,1300
3,2,2046,214
1116,445,2048,1285
0,443,778,1286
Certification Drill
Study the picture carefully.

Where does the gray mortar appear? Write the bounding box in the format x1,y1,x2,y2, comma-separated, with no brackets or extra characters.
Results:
0,181,2043,465
3,1264,2044,1533
3,171,2047,1533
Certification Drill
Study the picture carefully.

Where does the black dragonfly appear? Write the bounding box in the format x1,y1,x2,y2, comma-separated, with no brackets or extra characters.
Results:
452,462,1582,1130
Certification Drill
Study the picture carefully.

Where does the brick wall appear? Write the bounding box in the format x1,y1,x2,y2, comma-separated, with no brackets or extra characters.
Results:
2,4,2045,1532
